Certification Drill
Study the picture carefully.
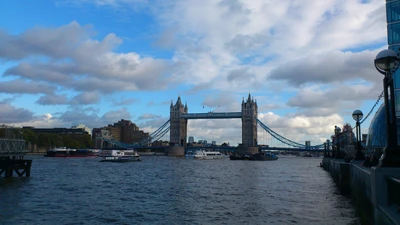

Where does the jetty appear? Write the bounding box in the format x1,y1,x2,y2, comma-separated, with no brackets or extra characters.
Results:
0,138,31,178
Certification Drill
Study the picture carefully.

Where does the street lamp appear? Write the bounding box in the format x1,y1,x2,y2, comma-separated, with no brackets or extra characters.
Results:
374,49,400,167
334,126,341,159
352,110,364,160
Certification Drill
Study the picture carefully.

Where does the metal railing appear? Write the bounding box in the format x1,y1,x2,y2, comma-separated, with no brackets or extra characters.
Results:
0,139,27,156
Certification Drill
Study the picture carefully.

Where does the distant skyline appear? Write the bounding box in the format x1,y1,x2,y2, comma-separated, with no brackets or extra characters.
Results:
0,0,388,146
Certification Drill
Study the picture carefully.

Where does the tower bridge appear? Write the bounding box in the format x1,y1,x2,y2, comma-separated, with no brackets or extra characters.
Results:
168,94,259,156
102,94,326,155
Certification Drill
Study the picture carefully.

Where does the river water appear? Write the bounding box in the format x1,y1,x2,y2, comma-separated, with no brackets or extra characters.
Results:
0,155,360,225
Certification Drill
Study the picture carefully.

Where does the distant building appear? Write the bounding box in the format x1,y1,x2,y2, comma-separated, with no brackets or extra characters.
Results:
305,141,311,150
71,124,92,136
212,141,216,146
92,119,149,149
23,126,89,135
188,136,194,144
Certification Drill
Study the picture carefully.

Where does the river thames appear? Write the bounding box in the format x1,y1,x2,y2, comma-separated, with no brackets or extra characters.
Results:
0,155,361,225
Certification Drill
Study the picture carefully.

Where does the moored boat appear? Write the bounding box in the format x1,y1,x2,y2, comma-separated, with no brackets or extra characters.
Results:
229,152,251,160
99,149,141,162
229,151,278,161
44,147,99,158
250,151,278,161
188,149,224,160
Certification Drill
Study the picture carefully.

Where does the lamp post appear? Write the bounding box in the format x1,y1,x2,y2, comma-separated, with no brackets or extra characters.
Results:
352,110,364,160
334,126,341,159
374,49,400,167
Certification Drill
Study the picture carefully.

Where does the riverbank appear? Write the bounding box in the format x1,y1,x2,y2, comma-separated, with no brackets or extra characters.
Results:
321,157,400,225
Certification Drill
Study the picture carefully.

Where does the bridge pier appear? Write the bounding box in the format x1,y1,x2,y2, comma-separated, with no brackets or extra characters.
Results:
164,146,185,157
237,146,259,155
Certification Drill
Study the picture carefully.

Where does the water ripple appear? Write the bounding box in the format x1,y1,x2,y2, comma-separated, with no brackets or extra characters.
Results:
0,156,360,224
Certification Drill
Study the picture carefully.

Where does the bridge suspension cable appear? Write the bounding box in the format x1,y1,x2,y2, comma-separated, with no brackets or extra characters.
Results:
102,119,171,148
257,119,308,148
360,91,384,125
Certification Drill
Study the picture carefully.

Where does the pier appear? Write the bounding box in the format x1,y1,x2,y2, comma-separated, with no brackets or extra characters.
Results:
0,138,31,178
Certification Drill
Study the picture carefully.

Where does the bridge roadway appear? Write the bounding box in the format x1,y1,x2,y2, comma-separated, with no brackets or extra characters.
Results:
135,146,325,152
181,112,242,119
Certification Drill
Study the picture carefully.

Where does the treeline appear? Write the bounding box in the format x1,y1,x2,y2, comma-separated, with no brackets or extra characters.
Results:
0,128,94,149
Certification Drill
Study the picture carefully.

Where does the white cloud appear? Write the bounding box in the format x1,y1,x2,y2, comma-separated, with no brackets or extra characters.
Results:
0,0,389,146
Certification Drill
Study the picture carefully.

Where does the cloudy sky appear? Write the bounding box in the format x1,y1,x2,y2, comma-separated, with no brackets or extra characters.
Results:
0,0,388,146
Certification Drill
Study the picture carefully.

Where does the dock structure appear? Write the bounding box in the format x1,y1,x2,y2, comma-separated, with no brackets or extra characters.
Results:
0,138,31,178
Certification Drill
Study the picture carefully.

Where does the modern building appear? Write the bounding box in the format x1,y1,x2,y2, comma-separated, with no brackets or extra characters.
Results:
188,136,194,144
367,0,400,148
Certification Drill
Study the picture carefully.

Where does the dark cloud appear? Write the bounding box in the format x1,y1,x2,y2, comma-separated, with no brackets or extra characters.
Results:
138,113,161,120
227,68,254,83
0,101,34,123
69,92,100,105
269,50,380,86
0,79,56,94
101,108,132,124
36,94,69,105
4,62,75,82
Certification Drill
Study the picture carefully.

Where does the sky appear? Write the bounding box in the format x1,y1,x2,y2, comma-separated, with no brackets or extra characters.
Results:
0,0,388,147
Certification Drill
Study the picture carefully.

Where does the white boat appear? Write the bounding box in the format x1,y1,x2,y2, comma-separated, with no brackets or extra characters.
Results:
187,149,224,160
99,149,141,162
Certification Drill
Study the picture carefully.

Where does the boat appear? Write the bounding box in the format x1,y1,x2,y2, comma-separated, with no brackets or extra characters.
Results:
187,149,224,160
229,151,278,161
301,152,313,157
44,147,99,157
229,153,251,160
249,151,278,161
185,150,196,159
99,149,141,162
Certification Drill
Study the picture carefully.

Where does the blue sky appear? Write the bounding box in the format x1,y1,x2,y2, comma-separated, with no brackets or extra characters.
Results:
0,0,388,146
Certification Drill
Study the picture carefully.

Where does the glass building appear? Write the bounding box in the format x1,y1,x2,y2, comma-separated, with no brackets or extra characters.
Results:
387,0,400,113
367,1,400,149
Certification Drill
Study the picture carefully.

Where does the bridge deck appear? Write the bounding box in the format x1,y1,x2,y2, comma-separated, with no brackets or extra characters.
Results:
181,112,242,119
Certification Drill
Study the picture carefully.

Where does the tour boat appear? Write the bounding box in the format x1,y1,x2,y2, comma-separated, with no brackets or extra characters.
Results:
187,149,224,160
44,147,99,158
99,149,141,162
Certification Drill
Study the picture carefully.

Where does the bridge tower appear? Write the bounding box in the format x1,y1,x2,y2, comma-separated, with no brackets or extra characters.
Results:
241,94,258,147
170,96,188,146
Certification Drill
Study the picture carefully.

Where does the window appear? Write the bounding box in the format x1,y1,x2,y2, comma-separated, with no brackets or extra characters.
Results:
387,1,400,23
388,22,400,45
